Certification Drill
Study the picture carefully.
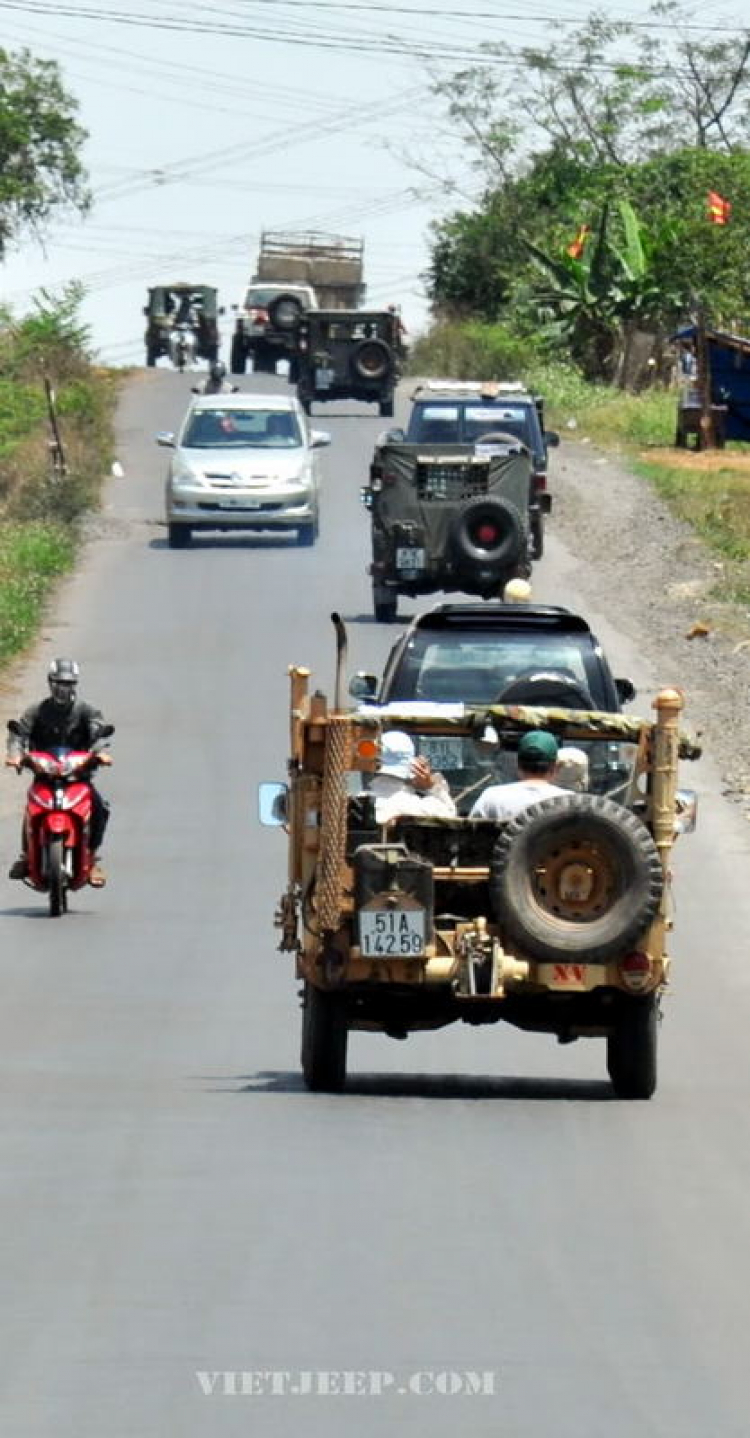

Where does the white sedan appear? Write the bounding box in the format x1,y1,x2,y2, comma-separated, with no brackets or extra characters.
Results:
157,392,330,549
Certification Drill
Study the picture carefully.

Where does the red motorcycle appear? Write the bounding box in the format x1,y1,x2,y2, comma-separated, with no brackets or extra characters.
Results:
9,721,114,916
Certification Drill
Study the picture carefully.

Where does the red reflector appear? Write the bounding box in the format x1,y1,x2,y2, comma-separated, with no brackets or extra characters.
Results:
533,471,547,491
477,524,498,544
621,951,650,973
249,307,269,322
382,472,399,486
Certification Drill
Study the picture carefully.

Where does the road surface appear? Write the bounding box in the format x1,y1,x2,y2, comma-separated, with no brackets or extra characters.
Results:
1,369,749,1437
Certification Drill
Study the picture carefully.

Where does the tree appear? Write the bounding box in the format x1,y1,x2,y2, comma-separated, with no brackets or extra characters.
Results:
0,47,89,256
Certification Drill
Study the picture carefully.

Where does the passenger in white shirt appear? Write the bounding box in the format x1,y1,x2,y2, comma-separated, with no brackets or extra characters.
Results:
470,730,569,821
371,730,457,825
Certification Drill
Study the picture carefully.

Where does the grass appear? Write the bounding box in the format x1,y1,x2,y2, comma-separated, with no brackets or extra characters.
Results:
0,298,118,665
0,524,75,662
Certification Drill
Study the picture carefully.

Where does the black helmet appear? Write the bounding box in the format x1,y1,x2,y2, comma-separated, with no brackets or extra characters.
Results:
48,656,80,708
210,361,226,381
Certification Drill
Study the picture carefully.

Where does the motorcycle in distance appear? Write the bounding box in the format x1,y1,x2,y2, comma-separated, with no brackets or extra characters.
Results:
169,323,195,372
8,719,114,917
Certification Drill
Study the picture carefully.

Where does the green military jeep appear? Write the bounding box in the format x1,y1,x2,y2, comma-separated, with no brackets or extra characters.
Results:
143,283,221,369
295,310,401,415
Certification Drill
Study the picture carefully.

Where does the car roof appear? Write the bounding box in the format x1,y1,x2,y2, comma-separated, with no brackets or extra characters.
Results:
189,392,301,412
411,380,534,403
403,603,594,636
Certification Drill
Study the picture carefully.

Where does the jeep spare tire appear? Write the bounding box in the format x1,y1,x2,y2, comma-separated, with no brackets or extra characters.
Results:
350,339,391,382
489,793,663,964
449,495,525,572
268,293,304,330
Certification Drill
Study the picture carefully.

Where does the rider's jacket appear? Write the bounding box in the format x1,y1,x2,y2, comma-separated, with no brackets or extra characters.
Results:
7,699,107,758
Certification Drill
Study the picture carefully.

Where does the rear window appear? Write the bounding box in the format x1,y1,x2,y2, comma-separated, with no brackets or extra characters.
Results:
388,629,607,706
409,406,460,443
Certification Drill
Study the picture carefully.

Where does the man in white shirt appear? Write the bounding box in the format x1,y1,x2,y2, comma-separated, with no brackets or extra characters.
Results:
371,731,457,825
470,730,569,820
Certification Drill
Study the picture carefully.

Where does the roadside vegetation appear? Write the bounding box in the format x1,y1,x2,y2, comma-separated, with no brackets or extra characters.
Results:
0,287,117,661
408,3,750,593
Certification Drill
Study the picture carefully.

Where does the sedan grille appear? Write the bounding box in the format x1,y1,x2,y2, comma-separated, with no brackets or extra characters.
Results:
416,462,490,502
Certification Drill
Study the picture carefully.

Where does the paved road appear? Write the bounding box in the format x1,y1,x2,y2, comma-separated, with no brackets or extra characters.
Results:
1,369,750,1437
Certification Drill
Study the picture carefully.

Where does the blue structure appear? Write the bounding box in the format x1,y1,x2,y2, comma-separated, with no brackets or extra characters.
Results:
673,325,750,442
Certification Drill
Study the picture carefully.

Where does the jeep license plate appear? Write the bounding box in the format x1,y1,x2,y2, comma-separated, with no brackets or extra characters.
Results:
396,547,425,573
359,910,425,957
418,736,464,771
315,367,335,388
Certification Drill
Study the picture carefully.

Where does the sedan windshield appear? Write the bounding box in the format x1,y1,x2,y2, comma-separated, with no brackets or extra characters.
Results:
182,409,303,449
390,630,607,707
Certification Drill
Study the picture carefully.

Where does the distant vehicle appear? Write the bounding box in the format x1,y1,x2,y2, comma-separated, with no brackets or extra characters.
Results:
156,392,330,549
143,283,221,369
295,309,401,416
350,601,636,798
230,231,366,377
230,283,317,376
390,381,560,559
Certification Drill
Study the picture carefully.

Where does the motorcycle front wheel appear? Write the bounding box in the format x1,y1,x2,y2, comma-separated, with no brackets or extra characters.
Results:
47,837,67,917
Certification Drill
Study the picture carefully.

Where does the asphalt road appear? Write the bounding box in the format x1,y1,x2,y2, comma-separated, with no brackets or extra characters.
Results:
1,369,750,1437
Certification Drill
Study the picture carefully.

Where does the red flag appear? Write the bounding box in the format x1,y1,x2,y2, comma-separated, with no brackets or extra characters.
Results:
707,190,731,225
567,224,591,259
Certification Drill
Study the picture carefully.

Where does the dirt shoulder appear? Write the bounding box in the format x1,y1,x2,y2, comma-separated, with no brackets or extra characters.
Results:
553,440,750,815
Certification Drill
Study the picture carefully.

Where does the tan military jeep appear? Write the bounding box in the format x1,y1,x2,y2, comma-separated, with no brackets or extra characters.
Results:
261,652,699,1099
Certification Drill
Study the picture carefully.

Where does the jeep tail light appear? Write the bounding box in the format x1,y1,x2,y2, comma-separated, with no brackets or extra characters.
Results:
382,471,399,486
619,951,652,992
533,471,547,492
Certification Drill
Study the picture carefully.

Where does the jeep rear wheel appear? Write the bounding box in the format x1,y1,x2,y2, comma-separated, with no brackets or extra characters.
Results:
301,982,348,1092
351,339,391,382
489,793,663,964
607,995,658,1099
448,495,526,573
268,293,304,331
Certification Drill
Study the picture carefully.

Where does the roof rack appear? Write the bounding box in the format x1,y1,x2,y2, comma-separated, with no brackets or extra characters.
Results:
411,379,529,399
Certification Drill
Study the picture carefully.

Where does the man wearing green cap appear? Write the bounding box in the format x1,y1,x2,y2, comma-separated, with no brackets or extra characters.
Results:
469,730,568,820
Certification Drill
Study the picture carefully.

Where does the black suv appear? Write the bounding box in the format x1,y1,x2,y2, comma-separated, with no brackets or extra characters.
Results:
389,381,559,558
295,310,400,415
351,602,635,804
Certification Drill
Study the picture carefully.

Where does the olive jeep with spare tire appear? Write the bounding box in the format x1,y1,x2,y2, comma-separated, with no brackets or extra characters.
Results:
363,437,533,622
295,309,401,415
260,632,699,1098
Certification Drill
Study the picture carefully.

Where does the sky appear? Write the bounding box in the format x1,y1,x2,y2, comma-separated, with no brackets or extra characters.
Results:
0,0,743,365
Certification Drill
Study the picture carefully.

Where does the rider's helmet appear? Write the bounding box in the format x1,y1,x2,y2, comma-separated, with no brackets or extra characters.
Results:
48,657,80,709
210,361,226,382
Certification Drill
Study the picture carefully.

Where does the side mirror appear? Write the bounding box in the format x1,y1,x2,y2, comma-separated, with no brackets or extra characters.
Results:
98,724,115,740
615,677,636,705
675,788,697,835
7,719,21,736
156,432,175,448
382,426,405,443
310,430,331,448
349,672,378,700
544,430,560,448
258,782,288,827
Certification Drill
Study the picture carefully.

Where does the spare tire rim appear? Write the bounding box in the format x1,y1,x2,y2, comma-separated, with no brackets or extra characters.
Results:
532,837,619,922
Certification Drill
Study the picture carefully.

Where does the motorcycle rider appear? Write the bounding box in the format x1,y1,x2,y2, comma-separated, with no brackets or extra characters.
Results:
5,658,112,887
192,362,238,396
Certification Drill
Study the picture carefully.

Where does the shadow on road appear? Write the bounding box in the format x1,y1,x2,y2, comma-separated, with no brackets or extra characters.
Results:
204,1069,615,1101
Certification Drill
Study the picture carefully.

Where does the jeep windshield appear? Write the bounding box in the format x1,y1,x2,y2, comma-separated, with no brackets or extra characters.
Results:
384,628,611,708
181,409,303,449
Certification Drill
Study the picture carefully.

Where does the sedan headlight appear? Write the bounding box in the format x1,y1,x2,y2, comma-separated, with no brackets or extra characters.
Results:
171,467,201,489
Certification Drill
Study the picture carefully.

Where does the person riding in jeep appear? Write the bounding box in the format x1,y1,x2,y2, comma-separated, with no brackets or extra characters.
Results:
5,658,112,887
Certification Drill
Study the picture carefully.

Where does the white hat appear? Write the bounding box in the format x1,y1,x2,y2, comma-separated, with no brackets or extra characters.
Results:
556,746,589,792
379,730,415,779
503,578,532,603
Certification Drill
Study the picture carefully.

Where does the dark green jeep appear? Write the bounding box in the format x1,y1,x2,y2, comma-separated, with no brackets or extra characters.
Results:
295,310,401,415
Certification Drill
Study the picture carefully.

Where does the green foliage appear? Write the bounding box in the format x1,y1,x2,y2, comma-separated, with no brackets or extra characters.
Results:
0,523,74,661
0,292,117,662
0,48,89,253
408,319,545,380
